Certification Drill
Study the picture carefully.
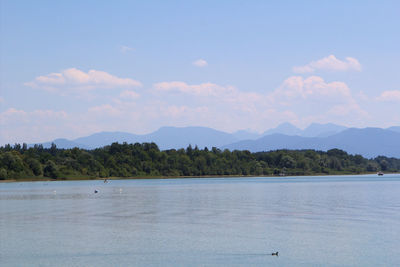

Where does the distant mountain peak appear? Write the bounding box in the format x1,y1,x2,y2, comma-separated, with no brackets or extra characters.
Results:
302,122,347,137
263,122,302,136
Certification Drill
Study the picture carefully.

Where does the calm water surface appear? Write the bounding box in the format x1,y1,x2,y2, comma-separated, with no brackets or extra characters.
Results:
1,175,400,266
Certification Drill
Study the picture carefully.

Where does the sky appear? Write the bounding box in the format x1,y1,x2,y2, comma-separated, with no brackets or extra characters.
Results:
0,0,399,144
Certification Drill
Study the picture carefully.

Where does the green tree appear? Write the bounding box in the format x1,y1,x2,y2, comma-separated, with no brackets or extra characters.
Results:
281,155,295,168
379,160,388,171
366,162,378,172
26,158,43,176
43,160,59,178
1,152,25,173
0,168,7,180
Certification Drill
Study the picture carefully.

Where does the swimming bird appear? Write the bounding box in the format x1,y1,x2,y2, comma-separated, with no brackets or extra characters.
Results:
271,252,279,256
94,190,98,193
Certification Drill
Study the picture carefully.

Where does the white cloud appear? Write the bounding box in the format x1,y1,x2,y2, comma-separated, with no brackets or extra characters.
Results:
25,68,142,93
192,59,208,67
153,76,369,131
119,90,140,100
293,55,362,73
376,90,400,102
151,77,368,132
271,76,366,118
119,45,134,53
274,76,352,100
153,81,267,115
154,81,235,96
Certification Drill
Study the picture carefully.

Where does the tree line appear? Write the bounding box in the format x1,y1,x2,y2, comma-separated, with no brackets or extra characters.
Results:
1,142,399,180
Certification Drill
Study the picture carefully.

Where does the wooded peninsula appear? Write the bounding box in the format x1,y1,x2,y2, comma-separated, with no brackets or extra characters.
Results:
1,142,399,181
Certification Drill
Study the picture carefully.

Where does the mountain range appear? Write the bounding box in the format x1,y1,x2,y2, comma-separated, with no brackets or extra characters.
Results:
39,126,238,151
30,123,400,158
222,127,400,158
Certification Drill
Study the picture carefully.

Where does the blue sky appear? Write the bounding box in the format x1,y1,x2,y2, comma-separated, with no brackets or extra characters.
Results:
1,0,399,144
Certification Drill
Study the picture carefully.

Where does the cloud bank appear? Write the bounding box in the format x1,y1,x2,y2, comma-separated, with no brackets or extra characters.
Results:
293,55,362,73
25,68,142,94
3,62,397,144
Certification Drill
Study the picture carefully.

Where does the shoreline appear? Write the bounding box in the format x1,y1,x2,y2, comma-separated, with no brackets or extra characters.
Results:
1,172,395,183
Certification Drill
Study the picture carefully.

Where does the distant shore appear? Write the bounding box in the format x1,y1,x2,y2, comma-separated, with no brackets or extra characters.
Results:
2,172,395,183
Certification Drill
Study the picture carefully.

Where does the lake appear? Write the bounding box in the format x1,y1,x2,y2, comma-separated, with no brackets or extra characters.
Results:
1,175,399,266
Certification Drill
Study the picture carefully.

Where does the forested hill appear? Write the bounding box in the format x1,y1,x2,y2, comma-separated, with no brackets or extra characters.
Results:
1,142,399,180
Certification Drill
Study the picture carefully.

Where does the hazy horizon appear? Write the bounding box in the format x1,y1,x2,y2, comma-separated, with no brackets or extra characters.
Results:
1,1,399,144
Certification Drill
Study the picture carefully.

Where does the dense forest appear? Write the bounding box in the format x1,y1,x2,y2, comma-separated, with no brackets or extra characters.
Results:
1,142,399,180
